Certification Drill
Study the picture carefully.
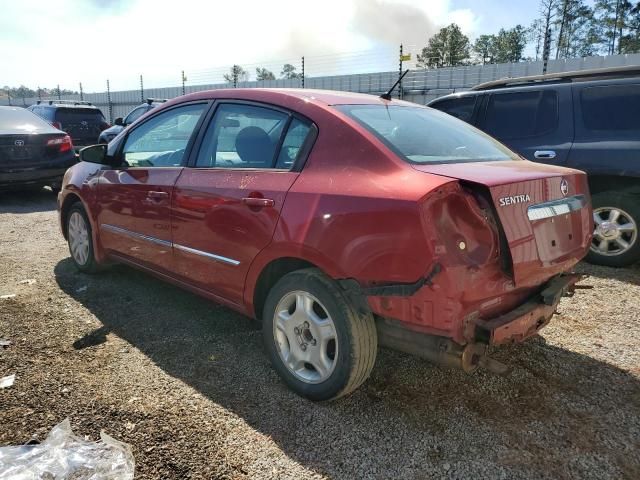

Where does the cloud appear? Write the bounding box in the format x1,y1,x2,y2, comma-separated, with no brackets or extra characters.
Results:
0,0,480,92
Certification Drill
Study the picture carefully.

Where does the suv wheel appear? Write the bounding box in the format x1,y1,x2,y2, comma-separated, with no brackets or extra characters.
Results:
586,191,640,267
66,203,101,273
262,268,377,401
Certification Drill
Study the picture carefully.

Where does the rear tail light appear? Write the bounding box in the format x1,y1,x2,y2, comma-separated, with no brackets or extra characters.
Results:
47,135,73,153
51,121,63,130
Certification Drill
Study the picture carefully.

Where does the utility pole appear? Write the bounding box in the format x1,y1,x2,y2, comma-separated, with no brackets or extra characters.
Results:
140,75,144,103
301,56,305,88
79,82,84,101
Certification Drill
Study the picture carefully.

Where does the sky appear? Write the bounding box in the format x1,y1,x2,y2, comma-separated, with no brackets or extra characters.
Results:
0,0,542,93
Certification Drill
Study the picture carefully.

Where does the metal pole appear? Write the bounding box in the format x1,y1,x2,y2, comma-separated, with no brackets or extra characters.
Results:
542,28,551,75
301,56,305,88
140,74,144,103
7,91,11,106
57,84,61,100
79,82,84,101
181,70,186,95
106,79,113,124
37,87,42,101
233,67,238,88
399,44,403,99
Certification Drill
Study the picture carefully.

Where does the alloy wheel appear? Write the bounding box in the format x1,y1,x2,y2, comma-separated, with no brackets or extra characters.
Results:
273,291,338,384
68,211,90,266
591,207,638,257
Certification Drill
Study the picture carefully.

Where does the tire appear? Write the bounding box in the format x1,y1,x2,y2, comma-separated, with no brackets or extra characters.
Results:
586,190,640,268
262,268,377,401
66,203,101,273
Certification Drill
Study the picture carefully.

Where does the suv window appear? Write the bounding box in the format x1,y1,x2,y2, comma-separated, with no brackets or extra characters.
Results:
485,90,558,140
196,103,289,169
581,84,640,131
124,106,148,126
431,96,476,122
55,108,106,124
122,103,205,167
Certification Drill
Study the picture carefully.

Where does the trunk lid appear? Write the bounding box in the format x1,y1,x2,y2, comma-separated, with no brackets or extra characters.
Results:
414,160,592,287
0,133,69,167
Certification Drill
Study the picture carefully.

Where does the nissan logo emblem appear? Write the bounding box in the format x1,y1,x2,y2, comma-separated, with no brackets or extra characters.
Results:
560,179,569,196
14,140,24,146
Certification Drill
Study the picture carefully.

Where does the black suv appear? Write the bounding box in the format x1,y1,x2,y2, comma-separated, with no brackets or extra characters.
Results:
28,100,109,150
98,98,166,143
429,66,640,267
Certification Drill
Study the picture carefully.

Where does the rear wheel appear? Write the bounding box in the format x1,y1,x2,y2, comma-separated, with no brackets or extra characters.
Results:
586,190,640,267
66,203,101,273
262,268,377,401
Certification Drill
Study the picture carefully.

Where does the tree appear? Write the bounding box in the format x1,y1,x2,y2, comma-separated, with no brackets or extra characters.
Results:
280,64,302,79
417,23,470,68
473,34,496,64
554,0,597,58
538,0,559,61
595,0,634,54
529,19,546,60
492,26,529,62
255,67,275,81
619,2,640,53
223,65,248,84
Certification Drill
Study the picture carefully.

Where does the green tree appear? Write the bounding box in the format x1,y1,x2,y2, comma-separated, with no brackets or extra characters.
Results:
554,0,596,58
223,65,249,84
280,63,302,79
255,68,276,81
417,23,470,68
619,2,640,52
473,34,496,64
492,26,529,62
595,0,634,54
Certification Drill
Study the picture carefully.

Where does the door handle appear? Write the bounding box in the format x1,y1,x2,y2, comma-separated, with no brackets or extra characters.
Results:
147,191,169,199
242,197,274,208
534,150,557,159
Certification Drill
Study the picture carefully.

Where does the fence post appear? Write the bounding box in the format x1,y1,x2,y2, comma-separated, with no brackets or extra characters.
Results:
181,70,186,95
57,84,61,100
140,74,144,102
301,56,305,88
233,68,238,88
399,44,403,99
106,79,113,124
542,27,551,74
7,91,11,106
37,87,42,102
79,82,84,101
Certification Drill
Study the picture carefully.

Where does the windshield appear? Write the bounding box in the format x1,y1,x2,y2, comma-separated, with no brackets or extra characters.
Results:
337,105,516,164
0,106,53,133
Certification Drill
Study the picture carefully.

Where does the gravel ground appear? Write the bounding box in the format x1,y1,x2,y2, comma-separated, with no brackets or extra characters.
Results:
1,189,639,480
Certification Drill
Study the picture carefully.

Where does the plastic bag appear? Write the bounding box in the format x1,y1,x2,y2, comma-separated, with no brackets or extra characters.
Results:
0,418,134,479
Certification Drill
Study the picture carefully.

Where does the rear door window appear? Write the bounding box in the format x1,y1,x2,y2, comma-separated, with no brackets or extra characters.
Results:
195,103,290,169
124,106,148,125
580,84,640,131
484,90,558,140
430,96,477,122
55,108,106,124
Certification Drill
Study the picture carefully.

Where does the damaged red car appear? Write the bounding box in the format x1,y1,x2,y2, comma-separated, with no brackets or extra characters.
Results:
58,89,592,400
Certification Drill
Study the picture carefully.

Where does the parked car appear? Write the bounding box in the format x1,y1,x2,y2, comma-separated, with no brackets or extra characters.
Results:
28,100,110,150
0,106,75,192
429,65,640,267
98,98,167,144
58,88,591,400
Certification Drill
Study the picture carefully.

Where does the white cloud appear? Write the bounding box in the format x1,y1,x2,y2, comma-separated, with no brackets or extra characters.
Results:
0,0,481,92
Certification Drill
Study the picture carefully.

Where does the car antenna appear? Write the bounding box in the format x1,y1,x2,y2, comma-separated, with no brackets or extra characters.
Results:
380,70,410,101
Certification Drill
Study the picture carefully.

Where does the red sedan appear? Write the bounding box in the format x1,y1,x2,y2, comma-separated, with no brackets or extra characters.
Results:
58,89,592,400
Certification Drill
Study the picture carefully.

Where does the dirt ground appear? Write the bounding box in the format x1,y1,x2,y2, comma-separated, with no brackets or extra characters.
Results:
1,189,639,480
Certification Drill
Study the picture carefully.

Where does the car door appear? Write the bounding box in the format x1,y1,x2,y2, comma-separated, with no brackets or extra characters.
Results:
97,102,207,271
479,86,573,165
171,102,316,305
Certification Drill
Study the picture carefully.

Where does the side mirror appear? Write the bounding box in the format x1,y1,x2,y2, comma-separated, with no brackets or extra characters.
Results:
79,144,110,165
114,117,124,126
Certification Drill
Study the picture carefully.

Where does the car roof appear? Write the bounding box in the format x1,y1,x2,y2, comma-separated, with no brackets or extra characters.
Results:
173,88,420,108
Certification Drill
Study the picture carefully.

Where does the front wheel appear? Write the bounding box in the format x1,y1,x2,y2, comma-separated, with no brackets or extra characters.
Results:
262,268,377,401
586,190,640,267
66,203,101,273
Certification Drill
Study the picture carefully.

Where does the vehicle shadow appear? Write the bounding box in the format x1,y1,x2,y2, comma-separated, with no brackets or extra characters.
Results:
575,261,640,285
53,258,640,479
0,188,57,214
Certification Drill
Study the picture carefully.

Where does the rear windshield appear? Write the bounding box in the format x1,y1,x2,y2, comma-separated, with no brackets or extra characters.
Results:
0,106,52,133
337,105,516,164
55,108,106,123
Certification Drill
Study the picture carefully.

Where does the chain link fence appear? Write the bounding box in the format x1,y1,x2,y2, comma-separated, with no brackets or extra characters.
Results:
2,47,640,123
